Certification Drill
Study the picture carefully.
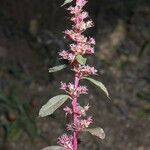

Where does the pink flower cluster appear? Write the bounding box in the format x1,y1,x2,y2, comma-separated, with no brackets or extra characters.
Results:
58,0,97,149
59,0,95,64
67,116,92,132
57,134,73,150
73,65,97,78
59,50,75,62
60,82,88,97
64,104,90,117
65,104,92,132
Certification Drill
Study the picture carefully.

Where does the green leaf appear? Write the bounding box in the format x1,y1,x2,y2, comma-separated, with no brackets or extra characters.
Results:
61,0,73,7
49,64,66,73
83,77,109,98
39,95,70,117
76,55,87,65
8,122,22,141
83,127,105,140
41,146,65,150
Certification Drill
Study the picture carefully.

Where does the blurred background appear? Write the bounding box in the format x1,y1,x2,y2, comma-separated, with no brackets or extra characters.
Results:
0,0,149,150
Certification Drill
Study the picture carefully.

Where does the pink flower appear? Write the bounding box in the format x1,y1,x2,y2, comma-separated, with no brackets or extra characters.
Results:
60,82,88,97
57,0,98,148
80,104,90,116
74,104,90,117
76,0,87,7
75,34,87,43
60,82,74,94
74,20,94,32
68,83,74,91
73,65,97,78
68,116,93,131
64,106,73,116
70,44,86,54
59,50,75,62
66,123,74,131
64,30,76,40
60,82,67,90
80,116,93,128
76,116,93,131
57,134,73,150
85,20,94,28
70,43,94,55
65,30,87,43
88,37,96,45
68,6,81,14
84,44,94,54
77,86,88,95
71,11,88,24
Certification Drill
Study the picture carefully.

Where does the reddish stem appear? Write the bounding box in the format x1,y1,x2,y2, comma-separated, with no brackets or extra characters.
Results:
72,76,79,150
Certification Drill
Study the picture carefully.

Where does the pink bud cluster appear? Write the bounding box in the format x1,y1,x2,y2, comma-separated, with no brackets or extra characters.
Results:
63,104,90,117
58,134,73,150
64,105,92,132
60,82,88,97
58,0,96,149
63,104,92,133
73,65,97,78
67,116,92,132
59,0,97,66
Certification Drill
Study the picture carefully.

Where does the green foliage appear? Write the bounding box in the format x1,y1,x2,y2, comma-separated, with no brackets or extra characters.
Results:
7,121,22,141
41,146,65,150
136,108,150,118
76,55,87,65
83,127,105,140
61,0,73,7
49,64,66,73
83,77,109,98
39,95,70,117
0,93,38,142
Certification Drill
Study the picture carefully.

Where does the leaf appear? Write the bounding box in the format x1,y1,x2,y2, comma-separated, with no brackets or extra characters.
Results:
39,95,70,117
76,55,87,65
61,0,73,7
41,146,65,150
49,64,66,73
8,122,22,141
84,127,105,140
83,77,109,98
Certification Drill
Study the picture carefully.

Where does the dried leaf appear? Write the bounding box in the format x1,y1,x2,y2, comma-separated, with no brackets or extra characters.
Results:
39,95,69,117
41,146,65,150
84,127,105,140
83,77,109,98
49,65,66,73
61,0,73,7
76,54,87,65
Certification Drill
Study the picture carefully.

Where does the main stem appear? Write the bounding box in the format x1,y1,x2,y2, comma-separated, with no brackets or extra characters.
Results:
72,76,79,150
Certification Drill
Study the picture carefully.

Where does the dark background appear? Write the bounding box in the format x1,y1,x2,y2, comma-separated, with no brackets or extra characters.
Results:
0,0,150,150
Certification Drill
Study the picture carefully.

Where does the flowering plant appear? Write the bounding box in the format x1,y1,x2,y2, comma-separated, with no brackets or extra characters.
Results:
39,0,109,150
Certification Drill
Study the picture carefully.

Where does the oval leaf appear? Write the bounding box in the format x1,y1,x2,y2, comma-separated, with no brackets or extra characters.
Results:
76,55,87,65
84,127,105,140
61,0,73,7
83,77,109,98
41,146,65,150
49,64,66,73
39,95,69,117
